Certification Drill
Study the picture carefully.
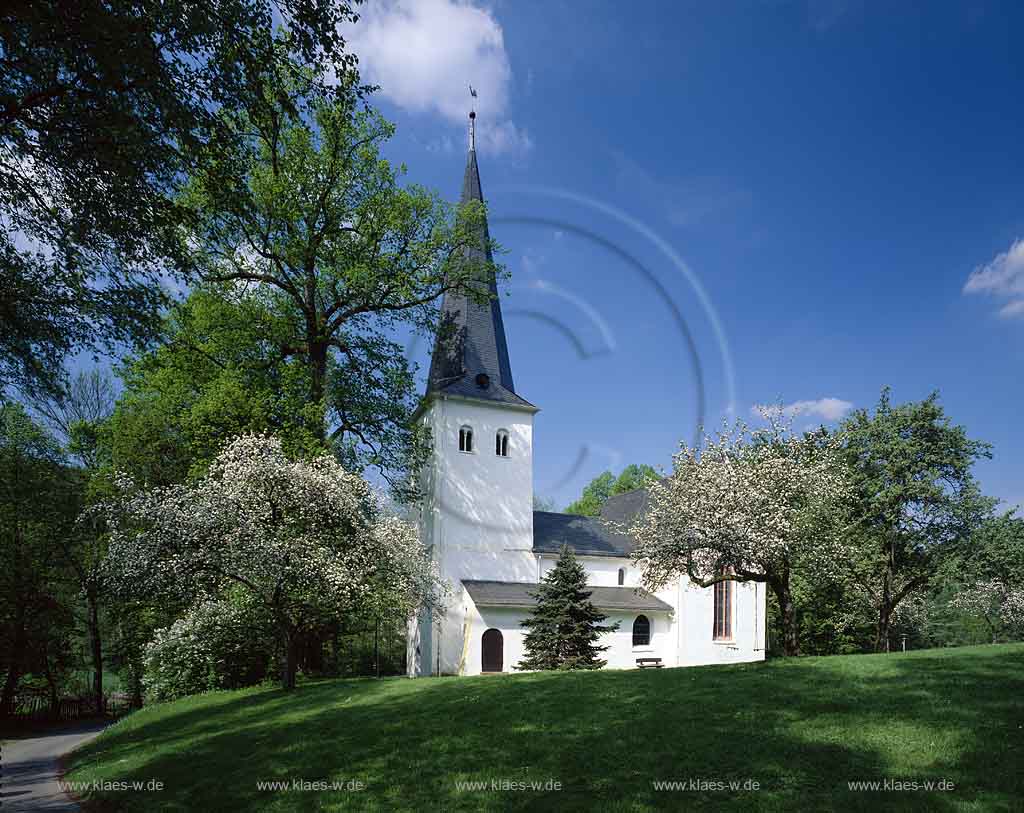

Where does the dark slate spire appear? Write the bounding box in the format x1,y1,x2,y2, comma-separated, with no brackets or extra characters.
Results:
425,113,535,411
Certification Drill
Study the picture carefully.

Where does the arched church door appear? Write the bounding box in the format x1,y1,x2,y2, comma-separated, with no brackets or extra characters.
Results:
481,628,503,673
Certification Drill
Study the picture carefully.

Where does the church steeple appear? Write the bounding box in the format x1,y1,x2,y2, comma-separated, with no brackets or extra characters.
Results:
425,111,535,411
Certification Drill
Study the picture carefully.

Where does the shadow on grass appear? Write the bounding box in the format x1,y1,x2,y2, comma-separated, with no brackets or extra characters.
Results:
66,644,1024,812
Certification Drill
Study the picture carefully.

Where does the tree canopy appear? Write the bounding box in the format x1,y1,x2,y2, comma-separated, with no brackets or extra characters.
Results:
0,0,361,395
565,464,659,516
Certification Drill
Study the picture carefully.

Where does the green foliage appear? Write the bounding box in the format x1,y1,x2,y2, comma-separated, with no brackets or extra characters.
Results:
565,464,658,516
0,0,360,395
0,400,85,713
143,599,275,703
518,546,619,671
174,78,499,498
107,288,321,484
839,387,992,650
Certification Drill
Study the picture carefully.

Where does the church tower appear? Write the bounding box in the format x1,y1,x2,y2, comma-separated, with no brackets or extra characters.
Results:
409,110,539,676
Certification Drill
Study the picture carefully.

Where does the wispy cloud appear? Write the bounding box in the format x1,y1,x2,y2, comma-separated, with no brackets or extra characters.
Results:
751,397,854,423
610,151,750,228
963,238,1024,319
345,0,531,157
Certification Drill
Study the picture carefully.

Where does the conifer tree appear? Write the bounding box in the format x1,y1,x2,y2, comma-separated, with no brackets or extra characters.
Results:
518,545,619,670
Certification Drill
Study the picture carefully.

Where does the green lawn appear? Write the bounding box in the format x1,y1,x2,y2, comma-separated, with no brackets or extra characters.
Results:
65,644,1024,812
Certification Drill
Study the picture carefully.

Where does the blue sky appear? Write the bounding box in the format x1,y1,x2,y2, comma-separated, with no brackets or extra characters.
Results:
349,0,1024,511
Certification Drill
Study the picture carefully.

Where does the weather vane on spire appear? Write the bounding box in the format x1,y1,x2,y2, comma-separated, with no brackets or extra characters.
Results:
468,84,478,150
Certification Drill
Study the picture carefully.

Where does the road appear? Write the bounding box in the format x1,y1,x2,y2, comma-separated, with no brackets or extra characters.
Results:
1,720,109,812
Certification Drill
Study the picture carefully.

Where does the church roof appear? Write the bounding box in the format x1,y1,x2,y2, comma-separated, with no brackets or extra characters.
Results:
462,580,673,613
424,119,535,412
532,510,638,558
531,484,660,558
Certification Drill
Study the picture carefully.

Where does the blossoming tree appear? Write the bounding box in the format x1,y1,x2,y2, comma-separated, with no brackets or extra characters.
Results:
951,580,1024,643
628,417,851,656
104,434,444,689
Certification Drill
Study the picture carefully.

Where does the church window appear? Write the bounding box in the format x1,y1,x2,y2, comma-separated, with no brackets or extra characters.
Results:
632,614,651,647
495,429,509,457
459,425,473,453
713,578,734,641
617,567,625,585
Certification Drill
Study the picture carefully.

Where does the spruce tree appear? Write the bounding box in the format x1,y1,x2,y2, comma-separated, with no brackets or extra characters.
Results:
518,545,619,670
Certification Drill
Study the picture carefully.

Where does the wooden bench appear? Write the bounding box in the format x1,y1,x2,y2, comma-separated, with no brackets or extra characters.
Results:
636,657,663,669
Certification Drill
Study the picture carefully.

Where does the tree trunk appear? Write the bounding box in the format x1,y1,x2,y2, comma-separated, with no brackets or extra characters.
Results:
307,334,329,445
1,603,27,717
770,579,801,657
875,535,896,652
87,592,104,714
1,664,20,718
282,630,300,690
43,654,60,717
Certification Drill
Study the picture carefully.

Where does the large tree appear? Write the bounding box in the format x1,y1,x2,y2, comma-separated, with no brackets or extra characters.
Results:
518,545,618,671
174,74,498,496
0,401,82,716
629,419,851,656
0,0,361,395
107,287,320,486
32,370,119,713
565,464,659,516
839,388,991,651
103,434,444,690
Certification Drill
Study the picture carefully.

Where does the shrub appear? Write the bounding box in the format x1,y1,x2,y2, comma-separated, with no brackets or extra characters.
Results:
143,599,273,702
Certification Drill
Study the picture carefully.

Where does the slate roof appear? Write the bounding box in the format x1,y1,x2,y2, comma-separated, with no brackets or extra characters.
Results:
462,580,673,612
531,482,662,559
425,140,535,411
532,510,637,558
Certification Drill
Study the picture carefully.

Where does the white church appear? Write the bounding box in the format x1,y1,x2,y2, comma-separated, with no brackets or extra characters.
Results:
408,113,766,677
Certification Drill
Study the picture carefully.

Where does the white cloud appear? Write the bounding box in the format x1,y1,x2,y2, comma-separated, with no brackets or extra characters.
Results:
751,397,854,423
963,238,1024,319
346,0,531,156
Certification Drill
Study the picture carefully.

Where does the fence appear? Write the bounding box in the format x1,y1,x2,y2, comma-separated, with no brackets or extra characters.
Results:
8,690,133,723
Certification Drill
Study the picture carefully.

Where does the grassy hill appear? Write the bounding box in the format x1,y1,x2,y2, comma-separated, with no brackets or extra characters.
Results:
65,644,1024,812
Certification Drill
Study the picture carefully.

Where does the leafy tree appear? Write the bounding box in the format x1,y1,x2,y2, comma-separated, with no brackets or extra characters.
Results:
518,545,618,671
32,369,121,713
565,464,659,516
630,418,851,656
839,388,992,651
107,287,321,486
1,0,361,395
104,434,443,690
0,401,82,715
174,72,498,498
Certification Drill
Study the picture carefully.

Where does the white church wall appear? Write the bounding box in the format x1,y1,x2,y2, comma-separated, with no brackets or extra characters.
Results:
601,610,676,670
538,554,642,587
676,579,766,666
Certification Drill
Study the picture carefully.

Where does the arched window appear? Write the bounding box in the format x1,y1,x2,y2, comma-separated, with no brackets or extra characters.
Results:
458,425,473,453
617,567,625,586
495,429,509,457
714,579,734,641
632,614,651,647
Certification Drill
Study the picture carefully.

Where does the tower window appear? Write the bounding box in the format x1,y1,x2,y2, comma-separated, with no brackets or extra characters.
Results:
459,425,473,453
618,567,625,586
495,429,509,457
632,615,651,647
